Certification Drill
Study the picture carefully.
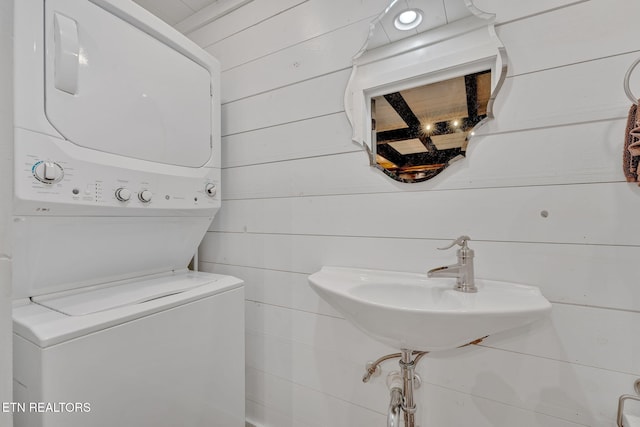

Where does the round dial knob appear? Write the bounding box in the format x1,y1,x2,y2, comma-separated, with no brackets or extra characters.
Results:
115,188,131,202
33,161,64,184
205,183,217,197
138,190,153,203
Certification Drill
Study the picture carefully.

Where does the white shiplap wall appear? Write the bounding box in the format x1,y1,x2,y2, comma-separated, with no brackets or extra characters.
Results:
189,0,640,425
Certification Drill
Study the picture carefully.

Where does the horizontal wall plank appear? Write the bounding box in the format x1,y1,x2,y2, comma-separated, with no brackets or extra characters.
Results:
199,233,640,313
496,0,640,76
418,382,587,427
211,182,640,246
485,51,640,134
244,301,394,365
246,329,390,412
220,19,369,103
221,70,349,136
221,151,382,198
483,303,640,376
204,0,389,71
222,112,357,168
478,0,587,24
246,367,386,427
246,398,293,427
419,343,635,425
221,118,626,198
199,263,340,317
246,294,640,376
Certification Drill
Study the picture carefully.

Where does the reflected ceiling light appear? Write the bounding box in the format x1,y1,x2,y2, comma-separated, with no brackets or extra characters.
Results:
394,9,423,31
452,120,460,127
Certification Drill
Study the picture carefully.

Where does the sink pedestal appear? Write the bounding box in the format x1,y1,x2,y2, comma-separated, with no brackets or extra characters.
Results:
399,349,418,427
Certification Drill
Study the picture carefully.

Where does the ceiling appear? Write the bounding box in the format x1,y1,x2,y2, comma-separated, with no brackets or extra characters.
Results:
132,0,220,26
367,0,473,50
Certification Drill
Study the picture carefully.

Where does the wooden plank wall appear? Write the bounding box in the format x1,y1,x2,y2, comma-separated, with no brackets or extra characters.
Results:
188,0,640,425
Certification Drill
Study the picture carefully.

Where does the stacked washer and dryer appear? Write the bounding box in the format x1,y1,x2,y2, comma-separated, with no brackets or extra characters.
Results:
10,0,244,426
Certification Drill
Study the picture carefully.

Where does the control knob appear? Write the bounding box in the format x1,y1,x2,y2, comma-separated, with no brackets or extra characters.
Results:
205,183,217,197
115,188,131,202
33,161,64,184
138,189,153,203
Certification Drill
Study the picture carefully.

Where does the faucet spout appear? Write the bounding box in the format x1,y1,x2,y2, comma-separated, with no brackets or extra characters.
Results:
427,265,462,278
428,236,477,293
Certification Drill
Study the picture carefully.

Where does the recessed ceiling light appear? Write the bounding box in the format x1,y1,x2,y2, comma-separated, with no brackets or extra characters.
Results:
394,9,423,31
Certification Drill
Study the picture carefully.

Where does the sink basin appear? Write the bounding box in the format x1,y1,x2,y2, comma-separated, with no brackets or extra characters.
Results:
308,266,551,351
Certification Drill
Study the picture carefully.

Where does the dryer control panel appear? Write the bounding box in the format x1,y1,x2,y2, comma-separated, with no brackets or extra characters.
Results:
14,129,221,216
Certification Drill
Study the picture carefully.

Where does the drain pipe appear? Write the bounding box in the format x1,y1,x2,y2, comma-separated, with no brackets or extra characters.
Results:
386,371,403,427
387,387,403,427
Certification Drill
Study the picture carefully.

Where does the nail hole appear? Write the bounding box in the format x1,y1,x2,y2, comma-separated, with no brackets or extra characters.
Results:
540,210,549,218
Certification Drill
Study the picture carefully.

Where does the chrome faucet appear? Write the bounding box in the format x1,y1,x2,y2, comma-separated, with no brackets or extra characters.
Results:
427,236,477,293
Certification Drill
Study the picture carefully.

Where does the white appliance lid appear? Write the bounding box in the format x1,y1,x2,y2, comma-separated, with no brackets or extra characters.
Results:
33,273,218,316
14,271,244,348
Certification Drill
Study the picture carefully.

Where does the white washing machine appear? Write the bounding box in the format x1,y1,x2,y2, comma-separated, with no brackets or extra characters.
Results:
13,272,244,427
10,0,244,425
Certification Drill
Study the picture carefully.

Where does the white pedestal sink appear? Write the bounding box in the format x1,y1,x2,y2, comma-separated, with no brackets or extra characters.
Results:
308,266,551,352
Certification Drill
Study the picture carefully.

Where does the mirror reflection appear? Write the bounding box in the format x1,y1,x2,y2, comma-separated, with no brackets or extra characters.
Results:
372,70,492,182
344,0,507,183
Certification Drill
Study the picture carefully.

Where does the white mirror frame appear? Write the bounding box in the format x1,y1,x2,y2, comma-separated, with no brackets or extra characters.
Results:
344,5,507,166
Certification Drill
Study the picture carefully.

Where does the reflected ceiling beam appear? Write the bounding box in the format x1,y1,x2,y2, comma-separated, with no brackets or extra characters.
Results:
377,142,406,166
377,114,488,145
383,92,437,151
376,127,418,143
400,147,463,167
465,72,479,122
377,144,462,168
383,92,421,128
464,70,491,122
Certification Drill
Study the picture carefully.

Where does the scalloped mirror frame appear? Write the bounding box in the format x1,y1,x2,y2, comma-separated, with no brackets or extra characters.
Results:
344,0,507,180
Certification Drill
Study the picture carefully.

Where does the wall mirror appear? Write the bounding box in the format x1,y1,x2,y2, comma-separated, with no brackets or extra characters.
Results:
344,0,507,183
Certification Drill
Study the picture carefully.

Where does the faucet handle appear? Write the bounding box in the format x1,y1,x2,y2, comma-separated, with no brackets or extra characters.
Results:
438,235,471,250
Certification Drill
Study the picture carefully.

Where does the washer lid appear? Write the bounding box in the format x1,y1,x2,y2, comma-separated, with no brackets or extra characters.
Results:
44,0,212,167
33,273,218,316
14,271,244,348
